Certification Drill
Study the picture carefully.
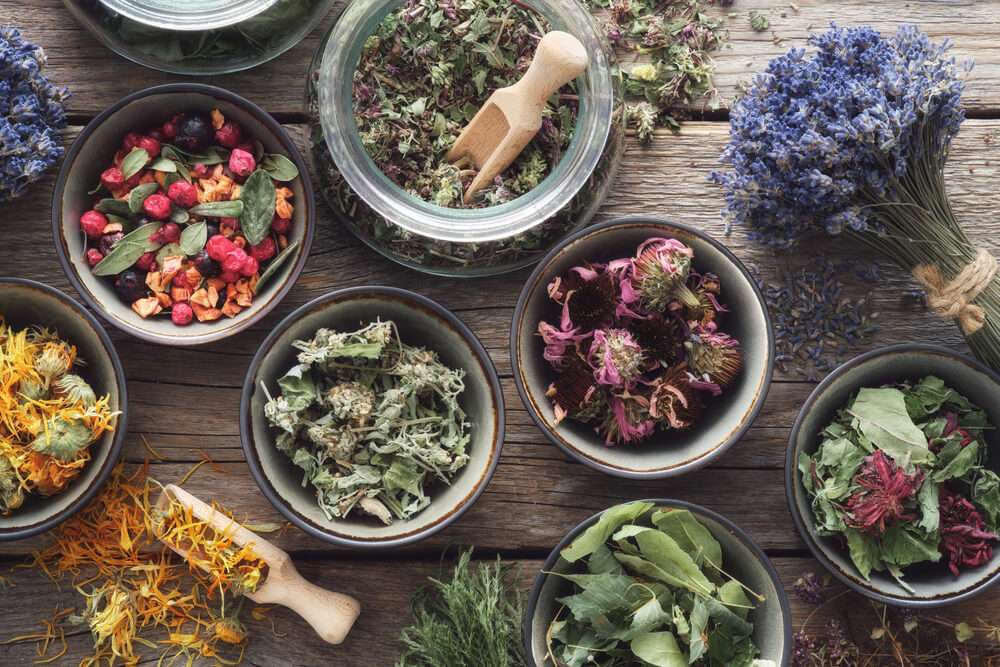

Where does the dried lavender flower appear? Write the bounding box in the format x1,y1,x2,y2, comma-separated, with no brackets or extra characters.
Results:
0,27,69,203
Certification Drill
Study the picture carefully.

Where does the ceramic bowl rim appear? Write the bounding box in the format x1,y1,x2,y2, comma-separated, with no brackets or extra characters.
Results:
522,497,793,666
0,277,129,540
785,343,1000,607
239,285,505,549
51,82,315,347
509,214,775,479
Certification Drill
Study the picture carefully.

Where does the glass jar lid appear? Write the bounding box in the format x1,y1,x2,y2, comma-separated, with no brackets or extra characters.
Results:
98,0,280,31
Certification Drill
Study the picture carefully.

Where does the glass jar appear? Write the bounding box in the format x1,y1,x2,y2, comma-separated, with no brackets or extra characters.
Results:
63,0,336,76
306,0,624,277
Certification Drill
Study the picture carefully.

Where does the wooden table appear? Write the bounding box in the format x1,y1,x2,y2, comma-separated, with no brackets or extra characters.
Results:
2,1,999,664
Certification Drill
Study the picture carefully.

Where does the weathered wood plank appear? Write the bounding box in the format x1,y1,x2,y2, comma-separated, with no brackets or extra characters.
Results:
4,1,1000,116
0,556,994,665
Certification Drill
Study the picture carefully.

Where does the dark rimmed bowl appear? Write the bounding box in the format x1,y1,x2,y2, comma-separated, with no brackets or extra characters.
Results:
510,216,774,479
787,344,1000,607
0,278,128,540
240,286,504,549
524,499,793,666
52,83,314,346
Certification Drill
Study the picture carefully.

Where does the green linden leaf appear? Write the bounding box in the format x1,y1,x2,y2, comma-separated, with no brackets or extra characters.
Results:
848,387,933,468
614,529,716,598
932,441,981,483
718,580,752,620
880,524,941,569
561,501,654,563
844,527,882,580
630,631,687,667
687,598,709,663
916,479,940,534
650,508,723,571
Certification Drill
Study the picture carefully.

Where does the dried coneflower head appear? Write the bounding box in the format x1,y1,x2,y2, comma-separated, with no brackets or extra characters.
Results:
629,314,683,364
649,363,704,429
566,271,618,331
844,451,923,536
546,351,597,423
589,329,645,387
630,237,700,311
940,487,997,576
600,392,655,445
685,325,743,388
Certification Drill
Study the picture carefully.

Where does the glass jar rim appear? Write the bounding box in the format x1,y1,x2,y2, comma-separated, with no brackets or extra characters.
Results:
98,0,279,31
317,0,614,244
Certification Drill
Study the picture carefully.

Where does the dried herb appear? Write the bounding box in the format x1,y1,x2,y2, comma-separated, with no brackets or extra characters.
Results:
799,376,998,591
188,200,245,217
539,238,742,445
92,222,162,276
260,153,300,182
397,550,525,667
586,0,726,142
120,147,149,179
254,239,300,293
755,262,879,381
749,10,769,32
179,221,207,256
239,169,277,246
95,197,132,217
262,320,471,524
351,0,577,208
547,501,764,667
0,320,117,513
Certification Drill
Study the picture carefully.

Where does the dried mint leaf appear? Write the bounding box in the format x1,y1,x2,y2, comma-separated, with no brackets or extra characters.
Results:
120,147,149,179
239,169,276,246
128,182,159,213
92,223,163,276
189,200,244,217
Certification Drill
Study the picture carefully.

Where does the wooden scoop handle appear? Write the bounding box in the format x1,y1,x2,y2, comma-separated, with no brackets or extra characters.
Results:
250,566,361,645
510,31,589,110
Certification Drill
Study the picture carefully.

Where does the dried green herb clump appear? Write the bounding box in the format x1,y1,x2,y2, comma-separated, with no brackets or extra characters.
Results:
262,320,471,524
397,550,525,667
352,0,577,208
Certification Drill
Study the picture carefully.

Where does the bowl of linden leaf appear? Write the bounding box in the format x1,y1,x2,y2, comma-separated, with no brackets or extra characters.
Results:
240,286,504,549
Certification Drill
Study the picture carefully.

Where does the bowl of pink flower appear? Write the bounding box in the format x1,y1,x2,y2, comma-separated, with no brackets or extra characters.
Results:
510,216,774,479
52,83,313,346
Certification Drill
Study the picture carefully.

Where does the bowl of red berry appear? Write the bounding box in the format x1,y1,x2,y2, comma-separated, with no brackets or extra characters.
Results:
52,83,314,346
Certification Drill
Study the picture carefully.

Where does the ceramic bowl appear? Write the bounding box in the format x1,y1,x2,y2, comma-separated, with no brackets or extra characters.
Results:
240,286,504,549
52,83,314,346
787,344,1000,607
524,499,793,666
0,278,128,540
510,216,774,478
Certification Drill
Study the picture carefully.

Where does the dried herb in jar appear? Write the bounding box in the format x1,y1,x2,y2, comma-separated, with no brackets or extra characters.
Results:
352,0,577,208
262,320,472,524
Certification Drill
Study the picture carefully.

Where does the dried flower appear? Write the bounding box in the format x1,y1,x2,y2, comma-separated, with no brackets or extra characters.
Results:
845,451,923,536
792,572,827,605
630,237,698,311
940,487,997,576
589,328,644,387
685,324,743,388
0,27,69,203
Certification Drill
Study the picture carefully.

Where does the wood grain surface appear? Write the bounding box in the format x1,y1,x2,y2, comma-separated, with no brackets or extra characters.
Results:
1,1,999,665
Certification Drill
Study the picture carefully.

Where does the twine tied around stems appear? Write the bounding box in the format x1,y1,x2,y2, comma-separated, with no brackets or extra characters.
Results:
912,249,998,335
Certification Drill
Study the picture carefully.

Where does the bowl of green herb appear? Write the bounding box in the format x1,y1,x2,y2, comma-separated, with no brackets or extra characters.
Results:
525,500,792,666
240,286,504,549
787,344,1000,607
511,216,774,479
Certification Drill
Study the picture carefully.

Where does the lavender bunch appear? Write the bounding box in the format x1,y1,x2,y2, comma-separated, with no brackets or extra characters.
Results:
0,27,68,204
711,25,1000,370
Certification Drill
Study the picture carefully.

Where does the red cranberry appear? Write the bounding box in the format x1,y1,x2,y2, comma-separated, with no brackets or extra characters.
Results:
171,302,194,326
249,237,276,262
271,216,291,234
135,252,156,271
80,210,108,239
172,272,190,287
143,193,172,221
206,235,236,261
162,120,177,139
240,256,259,277
222,248,248,274
167,180,198,208
126,172,142,188
218,270,241,284
137,136,161,158
98,231,123,256
191,163,210,179
100,167,125,191
160,222,181,244
214,122,242,149
122,132,142,150
85,248,104,267
228,148,256,178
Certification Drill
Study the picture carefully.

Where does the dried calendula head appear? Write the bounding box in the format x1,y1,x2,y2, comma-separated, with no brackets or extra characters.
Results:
0,451,25,514
54,374,97,406
25,450,88,496
16,375,47,402
31,415,93,462
33,339,75,382
212,616,247,645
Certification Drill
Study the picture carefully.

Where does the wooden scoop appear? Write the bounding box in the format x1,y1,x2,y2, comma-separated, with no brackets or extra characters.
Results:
154,484,361,645
446,30,589,203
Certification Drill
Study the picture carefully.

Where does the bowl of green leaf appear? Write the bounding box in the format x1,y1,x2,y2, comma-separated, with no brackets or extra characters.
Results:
240,286,504,549
787,344,1000,607
525,500,792,666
